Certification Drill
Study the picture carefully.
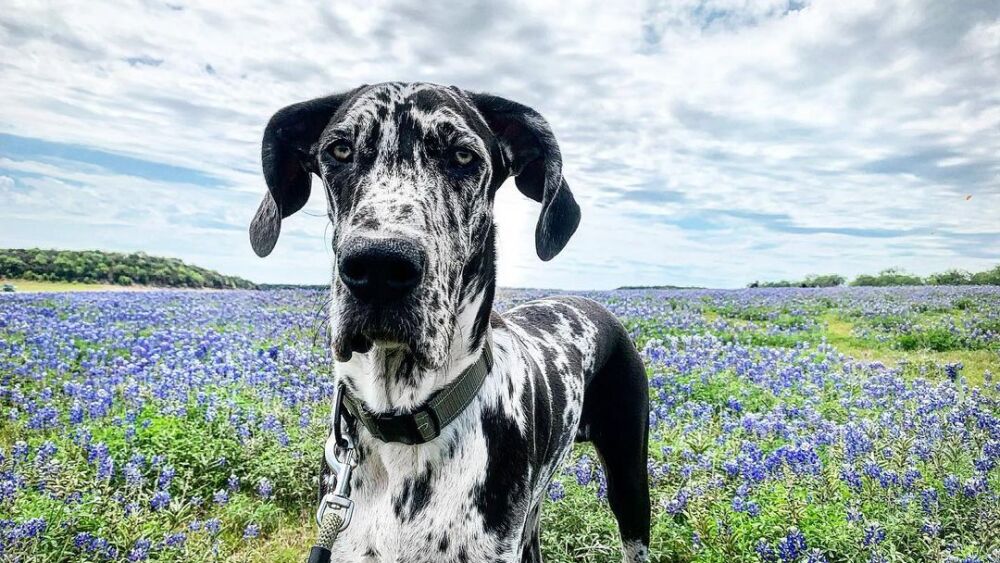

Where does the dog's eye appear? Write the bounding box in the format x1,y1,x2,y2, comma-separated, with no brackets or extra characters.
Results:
450,149,476,167
329,143,353,163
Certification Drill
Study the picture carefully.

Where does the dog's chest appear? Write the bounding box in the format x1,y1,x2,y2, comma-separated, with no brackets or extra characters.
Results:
329,428,525,562
328,325,593,562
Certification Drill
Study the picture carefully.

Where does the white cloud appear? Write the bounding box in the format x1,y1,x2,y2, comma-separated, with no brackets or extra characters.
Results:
0,0,997,288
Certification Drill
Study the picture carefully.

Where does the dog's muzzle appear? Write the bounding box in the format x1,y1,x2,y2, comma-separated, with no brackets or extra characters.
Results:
338,237,425,304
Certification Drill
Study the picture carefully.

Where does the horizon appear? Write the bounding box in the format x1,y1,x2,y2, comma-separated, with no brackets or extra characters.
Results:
3,246,997,290
2,1,998,290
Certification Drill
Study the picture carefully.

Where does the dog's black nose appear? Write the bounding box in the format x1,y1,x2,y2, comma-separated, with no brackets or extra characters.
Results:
338,237,425,303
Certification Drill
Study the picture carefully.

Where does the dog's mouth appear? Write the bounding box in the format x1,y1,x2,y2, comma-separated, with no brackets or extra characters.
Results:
331,300,432,367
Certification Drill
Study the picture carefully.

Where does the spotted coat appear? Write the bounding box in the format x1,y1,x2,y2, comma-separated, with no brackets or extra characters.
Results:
250,82,650,563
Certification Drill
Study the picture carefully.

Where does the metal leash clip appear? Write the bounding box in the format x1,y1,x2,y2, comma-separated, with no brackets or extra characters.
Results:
317,383,357,531
316,447,356,530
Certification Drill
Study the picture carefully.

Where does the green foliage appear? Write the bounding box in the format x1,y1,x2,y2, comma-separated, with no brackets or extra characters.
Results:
750,273,846,288
751,265,1000,288
926,269,972,286
970,265,1000,285
0,248,257,289
851,268,925,287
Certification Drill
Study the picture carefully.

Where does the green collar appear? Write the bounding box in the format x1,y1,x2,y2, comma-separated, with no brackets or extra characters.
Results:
340,332,494,445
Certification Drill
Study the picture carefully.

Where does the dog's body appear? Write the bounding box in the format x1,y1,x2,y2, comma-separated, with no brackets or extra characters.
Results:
249,83,650,562
328,297,650,562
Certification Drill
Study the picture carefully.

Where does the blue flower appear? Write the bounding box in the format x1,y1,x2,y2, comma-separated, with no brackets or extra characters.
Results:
150,490,171,511
777,528,807,562
755,538,777,562
548,481,565,501
258,477,274,500
862,523,885,548
128,538,151,561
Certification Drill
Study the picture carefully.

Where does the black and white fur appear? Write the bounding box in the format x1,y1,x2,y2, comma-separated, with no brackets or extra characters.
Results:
250,82,650,563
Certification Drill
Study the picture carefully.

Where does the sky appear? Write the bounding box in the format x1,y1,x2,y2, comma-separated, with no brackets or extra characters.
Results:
1,0,998,289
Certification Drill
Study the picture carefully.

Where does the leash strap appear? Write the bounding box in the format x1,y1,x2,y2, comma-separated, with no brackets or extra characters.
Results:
307,511,343,563
341,331,494,445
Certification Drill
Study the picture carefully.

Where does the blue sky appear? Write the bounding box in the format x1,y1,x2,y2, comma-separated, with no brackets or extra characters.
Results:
1,0,998,289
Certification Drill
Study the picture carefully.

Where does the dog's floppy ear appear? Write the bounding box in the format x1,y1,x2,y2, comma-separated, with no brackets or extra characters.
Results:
467,93,581,261
250,92,354,257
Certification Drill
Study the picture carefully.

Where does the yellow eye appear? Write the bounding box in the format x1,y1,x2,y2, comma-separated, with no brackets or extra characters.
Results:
330,143,352,162
452,149,475,166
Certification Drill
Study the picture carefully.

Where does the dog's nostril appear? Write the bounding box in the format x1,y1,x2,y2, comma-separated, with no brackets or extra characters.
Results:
385,260,421,288
338,238,425,302
340,258,370,285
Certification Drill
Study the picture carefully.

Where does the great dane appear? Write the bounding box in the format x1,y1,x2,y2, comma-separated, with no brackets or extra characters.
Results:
249,82,650,563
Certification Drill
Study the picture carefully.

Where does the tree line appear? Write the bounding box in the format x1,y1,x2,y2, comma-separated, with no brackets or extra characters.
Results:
0,249,257,289
749,265,1000,288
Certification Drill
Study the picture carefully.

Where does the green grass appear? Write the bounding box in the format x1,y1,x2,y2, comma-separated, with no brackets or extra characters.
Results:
820,313,998,386
1,278,140,292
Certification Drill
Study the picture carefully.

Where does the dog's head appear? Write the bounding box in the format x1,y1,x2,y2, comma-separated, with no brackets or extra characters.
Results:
250,82,579,377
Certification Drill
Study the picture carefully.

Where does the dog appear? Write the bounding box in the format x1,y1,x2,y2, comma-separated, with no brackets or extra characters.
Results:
250,82,650,563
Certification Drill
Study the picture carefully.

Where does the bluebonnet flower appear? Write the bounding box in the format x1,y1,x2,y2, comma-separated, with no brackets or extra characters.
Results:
164,532,186,548
36,441,57,462
125,462,144,488
258,477,274,500
726,396,743,413
662,489,689,515
243,523,260,539
943,474,960,496
213,489,229,505
21,518,46,538
150,490,171,511
74,532,95,551
777,528,807,562
863,523,885,548
227,473,240,491
944,362,962,382
840,465,863,492
919,488,937,514
755,538,777,562
548,481,565,501
128,538,151,561
574,456,593,486
204,518,221,534
12,441,28,462
158,465,176,490
961,477,987,498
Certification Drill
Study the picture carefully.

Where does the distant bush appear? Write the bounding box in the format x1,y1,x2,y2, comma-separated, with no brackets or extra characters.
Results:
802,274,846,287
851,268,924,287
751,265,999,288
749,273,845,288
970,265,1000,285
926,269,971,285
0,249,257,289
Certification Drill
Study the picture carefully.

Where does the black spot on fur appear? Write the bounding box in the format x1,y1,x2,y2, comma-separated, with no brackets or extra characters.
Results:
408,464,433,520
474,405,529,544
393,479,412,520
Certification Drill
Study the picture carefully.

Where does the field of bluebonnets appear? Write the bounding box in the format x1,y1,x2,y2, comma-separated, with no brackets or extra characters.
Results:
1,286,998,562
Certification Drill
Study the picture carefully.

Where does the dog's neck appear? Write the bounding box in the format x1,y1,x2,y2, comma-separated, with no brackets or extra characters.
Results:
334,226,497,414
